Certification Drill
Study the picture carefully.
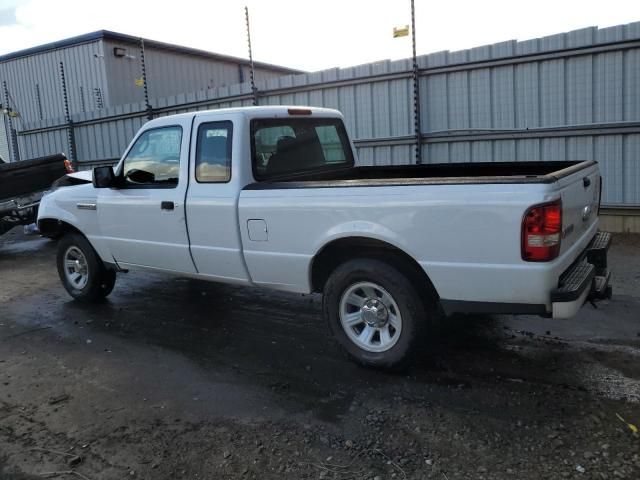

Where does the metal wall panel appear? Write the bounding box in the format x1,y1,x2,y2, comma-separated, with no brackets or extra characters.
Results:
0,40,108,125
103,39,289,107
13,21,640,208
0,116,10,162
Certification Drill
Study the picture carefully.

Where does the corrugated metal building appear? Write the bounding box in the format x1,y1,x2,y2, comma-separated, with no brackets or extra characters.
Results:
0,30,300,162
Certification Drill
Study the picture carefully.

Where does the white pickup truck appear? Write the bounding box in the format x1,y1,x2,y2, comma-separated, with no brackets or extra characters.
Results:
37,106,611,368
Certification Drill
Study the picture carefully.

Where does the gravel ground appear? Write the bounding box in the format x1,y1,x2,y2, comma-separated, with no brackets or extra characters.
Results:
0,229,638,480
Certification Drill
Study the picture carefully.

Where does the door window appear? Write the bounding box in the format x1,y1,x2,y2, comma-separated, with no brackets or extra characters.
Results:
122,126,183,187
195,121,233,183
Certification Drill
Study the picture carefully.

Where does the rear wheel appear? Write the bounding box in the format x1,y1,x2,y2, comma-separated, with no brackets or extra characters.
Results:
323,258,433,370
57,233,116,302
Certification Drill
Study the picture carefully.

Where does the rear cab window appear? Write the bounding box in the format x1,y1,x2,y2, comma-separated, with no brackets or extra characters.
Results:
251,118,354,180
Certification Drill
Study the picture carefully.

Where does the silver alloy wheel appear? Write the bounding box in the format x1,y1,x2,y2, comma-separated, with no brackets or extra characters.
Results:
339,281,402,353
64,245,89,290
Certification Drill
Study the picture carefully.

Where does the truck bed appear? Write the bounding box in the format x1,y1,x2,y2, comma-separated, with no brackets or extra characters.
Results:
246,160,596,189
0,154,68,202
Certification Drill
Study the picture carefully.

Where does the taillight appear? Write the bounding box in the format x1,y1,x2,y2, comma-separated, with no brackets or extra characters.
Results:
522,199,562,262
64,159,74,173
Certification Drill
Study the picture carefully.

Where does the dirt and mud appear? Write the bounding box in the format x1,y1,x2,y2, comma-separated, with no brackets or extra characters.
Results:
1,230,639,479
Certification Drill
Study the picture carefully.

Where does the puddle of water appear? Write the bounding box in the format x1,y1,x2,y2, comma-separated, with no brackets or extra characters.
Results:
579,362,640,403
0,236,50,254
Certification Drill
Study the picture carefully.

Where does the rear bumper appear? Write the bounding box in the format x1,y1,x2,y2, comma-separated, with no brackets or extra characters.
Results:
550,231,612,319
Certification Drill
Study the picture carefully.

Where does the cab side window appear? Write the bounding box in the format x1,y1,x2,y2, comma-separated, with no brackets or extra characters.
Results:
195,121,233,183
122,126,183,187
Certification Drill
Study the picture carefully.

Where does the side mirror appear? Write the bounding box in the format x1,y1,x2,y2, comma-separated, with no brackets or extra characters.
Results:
93,165,116,188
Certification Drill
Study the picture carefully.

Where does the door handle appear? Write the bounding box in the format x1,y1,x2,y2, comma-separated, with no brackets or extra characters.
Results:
161,201,175,211
583,177,591,188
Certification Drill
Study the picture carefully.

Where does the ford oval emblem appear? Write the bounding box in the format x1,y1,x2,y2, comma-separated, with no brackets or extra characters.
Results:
582,205,592,222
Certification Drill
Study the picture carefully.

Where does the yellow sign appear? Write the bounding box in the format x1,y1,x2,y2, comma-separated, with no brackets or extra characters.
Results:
393,25,409,38
134,77,144,87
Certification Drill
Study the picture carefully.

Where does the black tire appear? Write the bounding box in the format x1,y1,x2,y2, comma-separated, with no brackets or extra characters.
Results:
56,232,116,302
323,258,434,370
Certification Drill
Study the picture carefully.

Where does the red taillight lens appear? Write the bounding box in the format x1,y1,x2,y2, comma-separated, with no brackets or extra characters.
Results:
522,200,562,262
63,159,75,173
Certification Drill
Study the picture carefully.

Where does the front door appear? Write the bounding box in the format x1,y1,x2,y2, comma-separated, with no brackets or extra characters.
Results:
97,119,196,273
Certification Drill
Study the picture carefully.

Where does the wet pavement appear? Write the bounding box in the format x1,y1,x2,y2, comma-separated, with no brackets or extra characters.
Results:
0,229,639,479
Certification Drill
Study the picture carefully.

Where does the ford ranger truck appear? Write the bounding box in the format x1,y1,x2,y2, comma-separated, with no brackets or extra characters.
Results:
37,106,612,369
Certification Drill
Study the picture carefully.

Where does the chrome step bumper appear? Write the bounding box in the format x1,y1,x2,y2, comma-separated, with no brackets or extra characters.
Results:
550,231,612,319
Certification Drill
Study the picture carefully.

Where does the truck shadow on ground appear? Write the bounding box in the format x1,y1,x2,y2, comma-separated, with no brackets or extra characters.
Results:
2,233,627,422
48,273,603,422
2,236,638,480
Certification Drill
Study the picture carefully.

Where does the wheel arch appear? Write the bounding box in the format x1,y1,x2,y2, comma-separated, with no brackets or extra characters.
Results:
38,217,84,239
39,217,116,268
309,235,440,301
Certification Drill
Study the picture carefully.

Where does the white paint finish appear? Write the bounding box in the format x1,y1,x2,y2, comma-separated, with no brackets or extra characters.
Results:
554,165,601,254
238,181,599,306
37,183,114,262
67,170,92,181
422,219,598,306
552,286,591,319
242,250,312,292
247,219,268,241
96,114,196,272
183,112,250,282
38,106,605,319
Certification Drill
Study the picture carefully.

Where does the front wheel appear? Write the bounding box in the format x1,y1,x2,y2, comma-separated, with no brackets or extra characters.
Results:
56,233,116,302
323,258,432,370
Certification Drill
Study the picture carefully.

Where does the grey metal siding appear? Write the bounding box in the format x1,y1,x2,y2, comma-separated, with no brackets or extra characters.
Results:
13,21,640,208
103,39,291,107
0,115,10,162
0,40,109,125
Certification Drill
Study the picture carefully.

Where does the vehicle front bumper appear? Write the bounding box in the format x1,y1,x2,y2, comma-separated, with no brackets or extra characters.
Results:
550,231,612,319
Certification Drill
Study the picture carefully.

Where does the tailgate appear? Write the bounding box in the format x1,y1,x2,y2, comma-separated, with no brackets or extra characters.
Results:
557,165,600,254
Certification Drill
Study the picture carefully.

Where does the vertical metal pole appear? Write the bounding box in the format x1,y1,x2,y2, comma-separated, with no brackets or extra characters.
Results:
411,0,423,164
245,6,258,106
59,62,77,166
139,38,153,120
3,81,20,162
1,111,10,162
35,83,44,120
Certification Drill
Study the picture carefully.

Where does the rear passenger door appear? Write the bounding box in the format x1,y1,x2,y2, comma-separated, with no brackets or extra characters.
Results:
185,117,251,283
